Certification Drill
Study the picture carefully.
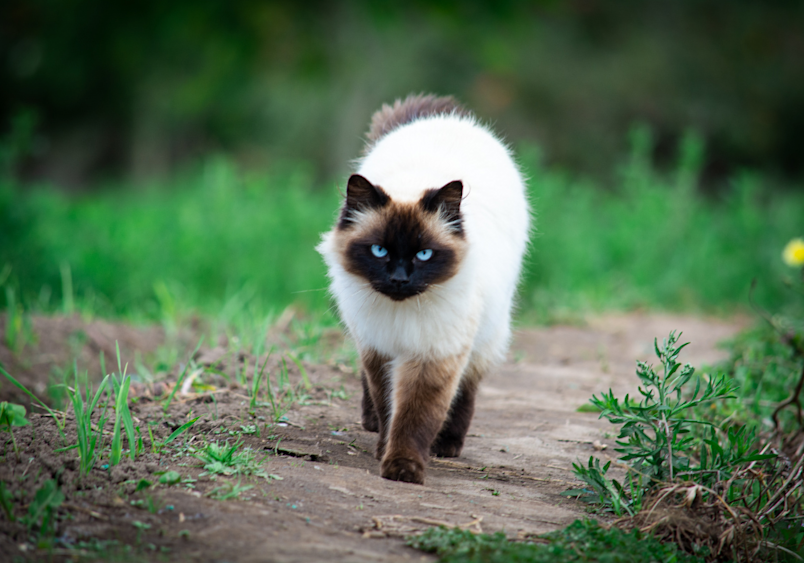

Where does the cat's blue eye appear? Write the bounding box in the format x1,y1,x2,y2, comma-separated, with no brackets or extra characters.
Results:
416,249,433,261
371,245,388,258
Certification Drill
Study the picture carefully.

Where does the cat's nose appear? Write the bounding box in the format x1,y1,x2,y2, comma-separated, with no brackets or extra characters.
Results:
390,264,409,283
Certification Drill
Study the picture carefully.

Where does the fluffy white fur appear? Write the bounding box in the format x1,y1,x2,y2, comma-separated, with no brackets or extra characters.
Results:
317,114,530,369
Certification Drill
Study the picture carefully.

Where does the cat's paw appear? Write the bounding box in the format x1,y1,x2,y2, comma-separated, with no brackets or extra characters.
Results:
431,443,463,458
381,456,425,484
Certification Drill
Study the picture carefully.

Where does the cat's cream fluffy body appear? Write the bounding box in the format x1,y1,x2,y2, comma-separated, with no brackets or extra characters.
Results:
317,98,529,483
318,114,529,363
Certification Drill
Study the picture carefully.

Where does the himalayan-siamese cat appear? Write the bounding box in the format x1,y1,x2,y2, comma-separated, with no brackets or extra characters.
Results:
317,94,529,484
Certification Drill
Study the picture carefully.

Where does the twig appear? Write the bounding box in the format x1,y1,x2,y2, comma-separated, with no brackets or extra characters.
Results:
772,363,804,431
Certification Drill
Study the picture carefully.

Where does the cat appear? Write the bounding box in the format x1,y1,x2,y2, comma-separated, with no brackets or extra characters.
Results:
317,94,530,484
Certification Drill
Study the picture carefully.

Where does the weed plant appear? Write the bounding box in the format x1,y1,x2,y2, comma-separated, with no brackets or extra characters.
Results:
570,331,803,561
195,440,268,479
109,346,135,465
569,332,773,516
61,367,111,475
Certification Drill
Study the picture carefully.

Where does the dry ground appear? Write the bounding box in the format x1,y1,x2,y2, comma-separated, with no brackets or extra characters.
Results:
0,313,744,562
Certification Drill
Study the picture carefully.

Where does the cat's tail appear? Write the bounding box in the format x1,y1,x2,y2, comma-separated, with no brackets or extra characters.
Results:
366,93,469,146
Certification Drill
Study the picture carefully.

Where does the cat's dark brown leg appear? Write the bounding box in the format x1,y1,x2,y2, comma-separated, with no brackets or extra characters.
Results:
361,349,391,459
360,370,379,432
431,376,479,458
381,354,466,484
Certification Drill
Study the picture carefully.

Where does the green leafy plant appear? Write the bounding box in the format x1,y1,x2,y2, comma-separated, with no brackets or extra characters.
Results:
569,331,755,515
569,331,803,561
0,401,29,459
195,440,268,478
158,471,181,485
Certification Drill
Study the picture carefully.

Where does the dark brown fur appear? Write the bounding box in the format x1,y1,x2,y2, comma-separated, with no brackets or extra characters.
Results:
360,349,392,459
379,354,468,483
430,376,479,458
366,94,469,148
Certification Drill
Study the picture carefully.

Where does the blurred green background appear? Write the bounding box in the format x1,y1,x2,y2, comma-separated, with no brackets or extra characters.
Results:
1,0,803,325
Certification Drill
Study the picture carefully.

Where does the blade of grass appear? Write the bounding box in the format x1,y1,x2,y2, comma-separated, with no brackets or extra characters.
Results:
115,342,136,460
286,352,311,390
164,336,205,413
250,348,274,414
163,416,200,446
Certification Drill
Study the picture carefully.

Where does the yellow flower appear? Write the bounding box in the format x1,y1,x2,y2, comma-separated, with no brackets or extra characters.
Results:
783,238,804,267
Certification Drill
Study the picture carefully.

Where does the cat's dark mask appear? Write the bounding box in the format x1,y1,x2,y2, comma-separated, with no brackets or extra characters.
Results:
337,174,466,301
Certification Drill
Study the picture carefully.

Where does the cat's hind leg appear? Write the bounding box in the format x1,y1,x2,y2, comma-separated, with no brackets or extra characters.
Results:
360,370,379,432
430,375,479,458
360,349,392,459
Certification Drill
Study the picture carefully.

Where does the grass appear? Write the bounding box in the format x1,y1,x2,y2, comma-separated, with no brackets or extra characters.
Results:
408,519,704,563
63,366,111,475
194,439,270,479
1,132,803,326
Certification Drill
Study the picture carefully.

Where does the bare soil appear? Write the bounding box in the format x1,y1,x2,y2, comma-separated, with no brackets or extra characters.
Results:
0,312,744,562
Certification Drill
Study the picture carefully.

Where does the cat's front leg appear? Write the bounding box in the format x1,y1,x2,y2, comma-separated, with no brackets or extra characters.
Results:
381,354,467,484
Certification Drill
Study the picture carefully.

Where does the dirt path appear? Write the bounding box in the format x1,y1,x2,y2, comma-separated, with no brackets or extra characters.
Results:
0,313,744,562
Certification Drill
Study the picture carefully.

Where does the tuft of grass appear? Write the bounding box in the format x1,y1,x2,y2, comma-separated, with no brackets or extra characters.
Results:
408,519,703,563
194,440,268,479
109,342,136,465
61,364,111,476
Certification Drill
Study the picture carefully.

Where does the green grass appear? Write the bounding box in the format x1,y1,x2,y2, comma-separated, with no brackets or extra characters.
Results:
1,134,803,325
408,519,704,563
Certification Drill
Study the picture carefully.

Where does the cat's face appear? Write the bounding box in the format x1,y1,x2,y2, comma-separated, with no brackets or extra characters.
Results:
334,174,467,301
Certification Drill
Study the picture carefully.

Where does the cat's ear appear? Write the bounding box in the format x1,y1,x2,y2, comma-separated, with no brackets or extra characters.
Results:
339,174,390,228
420,180,463,226
346,174,389,211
